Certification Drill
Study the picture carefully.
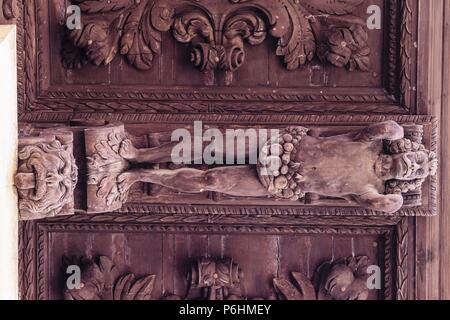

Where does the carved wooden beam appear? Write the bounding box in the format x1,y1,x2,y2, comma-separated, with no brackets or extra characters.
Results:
15,129,78,220
83,121,437,216
16,119,438,219
62,0,371,85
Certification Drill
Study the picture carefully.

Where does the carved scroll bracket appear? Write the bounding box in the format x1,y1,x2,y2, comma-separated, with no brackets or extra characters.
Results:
63,0,371,85
15,129,78,221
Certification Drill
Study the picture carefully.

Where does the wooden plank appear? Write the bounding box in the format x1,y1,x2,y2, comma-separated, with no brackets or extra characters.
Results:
416,0,444,300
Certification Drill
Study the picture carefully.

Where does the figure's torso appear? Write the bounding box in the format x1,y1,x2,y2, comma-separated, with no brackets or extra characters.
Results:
296,136,385,197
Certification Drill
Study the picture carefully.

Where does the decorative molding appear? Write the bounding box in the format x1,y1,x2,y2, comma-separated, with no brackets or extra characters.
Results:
15,131,78,220
18,221,36,300
19,112,434,125
118,203,433,217
50,214,400,232
396,218,409,300
399,0,415,110
45,212,402,227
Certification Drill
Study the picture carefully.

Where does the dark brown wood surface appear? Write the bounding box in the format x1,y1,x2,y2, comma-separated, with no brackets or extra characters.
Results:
0,0,447,300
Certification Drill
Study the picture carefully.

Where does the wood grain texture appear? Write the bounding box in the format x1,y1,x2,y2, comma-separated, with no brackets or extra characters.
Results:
439,0,450,300
415,0,448,300
12,0,445,301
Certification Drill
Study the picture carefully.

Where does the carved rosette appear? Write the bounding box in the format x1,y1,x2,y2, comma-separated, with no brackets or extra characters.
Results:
62,0,371,81
15,131,78,221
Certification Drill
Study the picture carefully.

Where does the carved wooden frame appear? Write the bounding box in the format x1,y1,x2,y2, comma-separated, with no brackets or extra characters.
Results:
19,214,408,300
14,0,419,119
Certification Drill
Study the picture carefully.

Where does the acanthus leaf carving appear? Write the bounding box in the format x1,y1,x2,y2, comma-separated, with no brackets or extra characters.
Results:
85,124,130,213
63,255,156,300
63,255,374,300
62,0,371,81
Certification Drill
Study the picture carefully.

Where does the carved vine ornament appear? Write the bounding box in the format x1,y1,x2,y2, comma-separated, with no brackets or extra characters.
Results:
63,255,373,300
63,0,371,80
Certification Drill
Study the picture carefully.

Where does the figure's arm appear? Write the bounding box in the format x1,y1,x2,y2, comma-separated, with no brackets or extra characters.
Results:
352,190,404,214
353,121,404,142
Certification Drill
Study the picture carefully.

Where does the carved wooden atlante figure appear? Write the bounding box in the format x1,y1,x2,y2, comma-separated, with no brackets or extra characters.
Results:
114,121,437,214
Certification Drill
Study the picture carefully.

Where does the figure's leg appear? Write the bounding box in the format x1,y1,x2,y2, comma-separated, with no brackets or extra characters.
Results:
117,166,269,197
353,121,404,142
119,139,177,163
119,130,262,164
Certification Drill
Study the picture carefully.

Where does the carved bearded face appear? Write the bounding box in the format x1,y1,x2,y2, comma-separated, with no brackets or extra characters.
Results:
390,151,432,180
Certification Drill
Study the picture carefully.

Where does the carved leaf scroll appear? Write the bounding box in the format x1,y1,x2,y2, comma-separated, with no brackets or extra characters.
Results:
113,274,156,300
64,256,156,301
63,0,371,75
85,124,130,213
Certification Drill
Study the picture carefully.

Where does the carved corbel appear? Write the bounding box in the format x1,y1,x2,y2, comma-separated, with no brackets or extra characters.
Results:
85,123,129,213
15,130,78,221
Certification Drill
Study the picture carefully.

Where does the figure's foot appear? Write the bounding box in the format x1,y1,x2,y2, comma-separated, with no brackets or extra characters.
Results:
119,139,139,161
117,172,139,195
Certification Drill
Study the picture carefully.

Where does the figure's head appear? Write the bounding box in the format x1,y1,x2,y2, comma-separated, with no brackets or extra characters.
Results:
381,139,438,194
16,139,78,219
389,150,436,180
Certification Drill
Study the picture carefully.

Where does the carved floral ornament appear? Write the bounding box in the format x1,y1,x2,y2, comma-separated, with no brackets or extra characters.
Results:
63,0,371,79
63,255,373,300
